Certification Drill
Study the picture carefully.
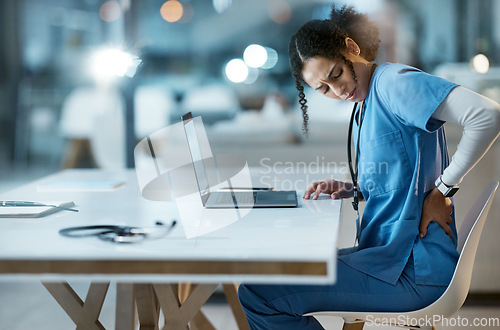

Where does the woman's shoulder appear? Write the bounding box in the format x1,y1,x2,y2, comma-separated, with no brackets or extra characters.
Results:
375,62,423,79
373,62,433,91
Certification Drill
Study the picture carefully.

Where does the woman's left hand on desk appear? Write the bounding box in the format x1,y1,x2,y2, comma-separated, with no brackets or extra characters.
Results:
303,180,354,200
419,187,453,239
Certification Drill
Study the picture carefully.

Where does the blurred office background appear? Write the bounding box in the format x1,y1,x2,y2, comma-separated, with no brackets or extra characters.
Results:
1,0,499,302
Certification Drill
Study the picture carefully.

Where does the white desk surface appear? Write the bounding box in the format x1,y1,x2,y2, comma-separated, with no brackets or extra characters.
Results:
0,169,341,284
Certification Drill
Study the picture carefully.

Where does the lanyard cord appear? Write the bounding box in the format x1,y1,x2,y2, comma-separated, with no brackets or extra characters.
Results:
347,101,364,211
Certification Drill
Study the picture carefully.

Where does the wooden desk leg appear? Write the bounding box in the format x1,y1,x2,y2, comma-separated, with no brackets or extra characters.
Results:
178,283,214,330
42,281,109,330
190,311,216,330
342,322,365,330
116,283,137,330
223,283,250,330
134,284,160,330
153,283,218,330
178,283,191,304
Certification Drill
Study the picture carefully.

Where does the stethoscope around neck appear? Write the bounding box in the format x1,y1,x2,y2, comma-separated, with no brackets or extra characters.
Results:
347,63,377,213
347,99,368,245
347,101,363,212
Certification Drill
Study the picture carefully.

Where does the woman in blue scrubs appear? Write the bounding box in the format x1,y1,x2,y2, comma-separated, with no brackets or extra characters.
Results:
238,4,500,329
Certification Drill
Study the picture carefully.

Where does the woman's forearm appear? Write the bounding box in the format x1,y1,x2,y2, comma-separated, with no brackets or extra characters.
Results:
432,86,500,185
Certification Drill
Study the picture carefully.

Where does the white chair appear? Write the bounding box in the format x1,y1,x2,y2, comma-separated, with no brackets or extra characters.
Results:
134,85,175,139
306,181,499,330
182,83,239,114
59,86,126,169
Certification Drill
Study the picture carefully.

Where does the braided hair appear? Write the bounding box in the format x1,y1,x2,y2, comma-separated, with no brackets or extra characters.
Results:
289,4,380,135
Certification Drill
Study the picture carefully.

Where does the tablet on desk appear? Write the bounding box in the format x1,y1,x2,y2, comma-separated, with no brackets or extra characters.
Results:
0,201,76,218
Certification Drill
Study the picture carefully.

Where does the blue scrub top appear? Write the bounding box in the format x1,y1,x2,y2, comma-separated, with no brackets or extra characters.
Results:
338,63,460,286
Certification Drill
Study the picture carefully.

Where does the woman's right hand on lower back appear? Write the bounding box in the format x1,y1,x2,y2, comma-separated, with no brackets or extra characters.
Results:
303,180,355,200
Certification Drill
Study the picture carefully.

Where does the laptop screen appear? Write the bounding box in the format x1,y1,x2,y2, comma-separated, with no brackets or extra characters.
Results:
182,113,211,202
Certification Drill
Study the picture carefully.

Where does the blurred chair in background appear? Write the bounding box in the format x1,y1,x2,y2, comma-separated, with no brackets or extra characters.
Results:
59,85,125,169
134,85,174,139
60,84,174,169
209,91,296,145
182,84,239,124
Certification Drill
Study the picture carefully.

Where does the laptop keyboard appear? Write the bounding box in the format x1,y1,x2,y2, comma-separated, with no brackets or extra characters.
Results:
212,192,257,204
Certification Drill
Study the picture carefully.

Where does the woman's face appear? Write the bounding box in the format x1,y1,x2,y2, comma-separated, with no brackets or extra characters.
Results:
301,39,373,103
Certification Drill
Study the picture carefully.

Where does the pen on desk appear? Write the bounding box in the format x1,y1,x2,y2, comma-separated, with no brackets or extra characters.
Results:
0,201,79,212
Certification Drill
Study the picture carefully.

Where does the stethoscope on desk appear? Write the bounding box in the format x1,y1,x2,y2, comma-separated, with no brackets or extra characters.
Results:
59,220,177,243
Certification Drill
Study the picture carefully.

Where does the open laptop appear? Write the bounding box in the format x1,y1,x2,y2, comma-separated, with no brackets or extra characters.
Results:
181,112,298,208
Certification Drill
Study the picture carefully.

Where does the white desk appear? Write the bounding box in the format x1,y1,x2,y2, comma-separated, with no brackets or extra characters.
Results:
0,169,341,329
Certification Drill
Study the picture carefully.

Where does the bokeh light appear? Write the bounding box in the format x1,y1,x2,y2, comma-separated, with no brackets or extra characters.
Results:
178,2,194,24
160,0,184,23
471,54,490,74
225,59,249,83
243,45,279,70
100,1,121,22
89,48,142,83
261,47,278,69
213,0,233,14
243,44,268,68
268,0,291,24
243,67,259,84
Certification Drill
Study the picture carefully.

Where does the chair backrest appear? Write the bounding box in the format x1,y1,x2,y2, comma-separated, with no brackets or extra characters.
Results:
457,181,499,254
421,180,498,318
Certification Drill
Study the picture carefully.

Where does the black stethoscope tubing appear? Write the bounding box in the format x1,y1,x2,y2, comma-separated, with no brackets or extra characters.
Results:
347,63,377,212
59,221,177,243
348,101,363,211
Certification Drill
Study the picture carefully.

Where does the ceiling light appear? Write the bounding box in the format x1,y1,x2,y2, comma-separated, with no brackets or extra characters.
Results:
471,54,490,74
225,59,248,83
243,44,268,68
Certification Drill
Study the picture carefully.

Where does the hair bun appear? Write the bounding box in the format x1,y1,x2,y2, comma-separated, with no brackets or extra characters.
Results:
329,4,380,62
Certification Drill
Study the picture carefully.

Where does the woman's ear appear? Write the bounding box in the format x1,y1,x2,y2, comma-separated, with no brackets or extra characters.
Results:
345,37,360,56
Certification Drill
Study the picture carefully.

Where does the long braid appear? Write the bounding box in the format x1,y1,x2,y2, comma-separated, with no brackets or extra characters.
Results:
296,80,309,137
